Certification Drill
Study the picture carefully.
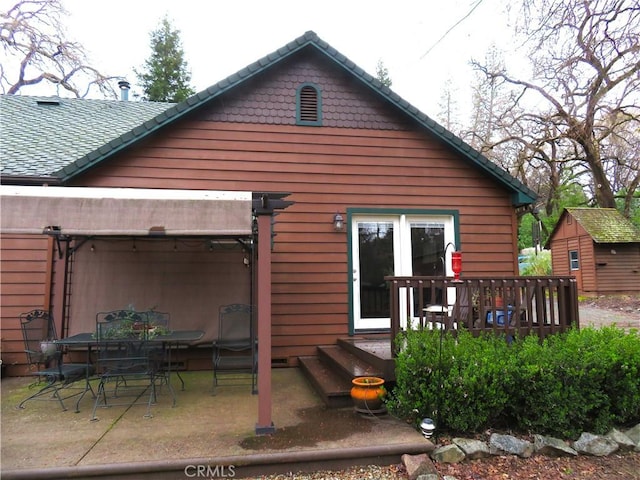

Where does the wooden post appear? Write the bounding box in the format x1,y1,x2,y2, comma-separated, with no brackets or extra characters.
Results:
255,212,275,435
251,192,292,435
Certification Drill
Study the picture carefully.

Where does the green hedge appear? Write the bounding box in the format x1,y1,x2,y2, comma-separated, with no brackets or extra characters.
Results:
387,327,640,439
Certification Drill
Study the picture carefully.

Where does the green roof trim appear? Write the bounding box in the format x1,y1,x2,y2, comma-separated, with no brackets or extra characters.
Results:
565,208,640,243
2,31,536,206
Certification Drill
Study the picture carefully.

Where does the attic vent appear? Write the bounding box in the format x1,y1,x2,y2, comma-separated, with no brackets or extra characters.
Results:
296,83,322,126
36,99,61,106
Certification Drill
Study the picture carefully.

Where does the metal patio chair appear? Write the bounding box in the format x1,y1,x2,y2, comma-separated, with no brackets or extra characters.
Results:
17,309,94,412
146,310,181,394
91,311,166,420
212,304,257,394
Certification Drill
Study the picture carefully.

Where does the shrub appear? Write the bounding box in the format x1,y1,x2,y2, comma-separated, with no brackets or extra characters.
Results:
520,250,552,276
389,329,518,433
388,327,640,439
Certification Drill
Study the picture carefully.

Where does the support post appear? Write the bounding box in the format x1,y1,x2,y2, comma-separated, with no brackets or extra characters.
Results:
255,212,275,435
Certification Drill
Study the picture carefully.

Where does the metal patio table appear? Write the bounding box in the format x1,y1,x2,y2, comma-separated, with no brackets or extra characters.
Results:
55,330,205,410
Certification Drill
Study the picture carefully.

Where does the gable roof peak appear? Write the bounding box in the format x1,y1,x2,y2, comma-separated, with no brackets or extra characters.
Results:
2,31,537,207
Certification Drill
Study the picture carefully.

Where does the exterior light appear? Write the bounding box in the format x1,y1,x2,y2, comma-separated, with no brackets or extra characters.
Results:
420,418,436,439
451,251,462,280
333,213,344,232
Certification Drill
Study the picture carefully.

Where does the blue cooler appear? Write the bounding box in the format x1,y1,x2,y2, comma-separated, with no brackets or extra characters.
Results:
486,306,514,326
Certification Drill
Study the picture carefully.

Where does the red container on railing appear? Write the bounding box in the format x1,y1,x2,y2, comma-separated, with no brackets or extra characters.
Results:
452,251,462,280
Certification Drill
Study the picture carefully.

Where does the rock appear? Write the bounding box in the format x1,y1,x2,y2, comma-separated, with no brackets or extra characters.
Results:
625,423,640,446
533,434,578,457
416,474,440,480
402,453,438,480
452,437,491,459
573,432,619,456
489,433,534,458
431,444,466,464
606,428,636,451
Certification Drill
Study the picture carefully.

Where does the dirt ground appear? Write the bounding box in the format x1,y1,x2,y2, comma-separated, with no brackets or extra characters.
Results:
251,451,640,480
580,294,640,314
434,451,640,480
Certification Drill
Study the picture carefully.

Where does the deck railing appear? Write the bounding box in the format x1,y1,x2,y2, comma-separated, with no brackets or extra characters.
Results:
386,276,579,356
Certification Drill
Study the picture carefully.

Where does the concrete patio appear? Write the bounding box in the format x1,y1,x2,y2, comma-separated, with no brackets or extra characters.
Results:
1,368,431,479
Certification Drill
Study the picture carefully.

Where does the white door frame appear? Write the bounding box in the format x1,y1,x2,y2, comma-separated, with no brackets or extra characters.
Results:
349,210,458,332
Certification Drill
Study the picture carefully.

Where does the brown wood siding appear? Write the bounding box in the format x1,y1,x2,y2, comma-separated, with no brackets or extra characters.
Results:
550,240,570,277
578,235,597,293
0,234,51,374
73,122,520,362
550,212,588,293
593,243,640,294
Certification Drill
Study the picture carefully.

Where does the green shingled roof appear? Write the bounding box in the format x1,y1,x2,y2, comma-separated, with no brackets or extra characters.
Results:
567,207,640,243
0,95,173,179
1,31,536,206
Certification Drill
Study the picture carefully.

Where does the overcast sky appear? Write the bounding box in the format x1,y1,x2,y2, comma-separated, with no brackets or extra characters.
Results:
54,0,519,120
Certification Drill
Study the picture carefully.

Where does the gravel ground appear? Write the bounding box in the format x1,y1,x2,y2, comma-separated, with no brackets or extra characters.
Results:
248,463,408,479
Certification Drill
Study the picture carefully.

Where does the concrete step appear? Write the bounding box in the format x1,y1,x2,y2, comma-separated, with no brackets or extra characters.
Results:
298,355,353,408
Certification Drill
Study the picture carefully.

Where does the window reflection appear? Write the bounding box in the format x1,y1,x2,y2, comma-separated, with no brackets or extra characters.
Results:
359,222,393,318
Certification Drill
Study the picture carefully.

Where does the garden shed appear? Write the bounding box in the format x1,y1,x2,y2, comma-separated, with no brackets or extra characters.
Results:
547,207,640,295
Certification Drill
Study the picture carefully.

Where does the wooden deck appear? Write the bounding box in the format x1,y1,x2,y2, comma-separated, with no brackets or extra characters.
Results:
387,276,580,356
301,276,579,407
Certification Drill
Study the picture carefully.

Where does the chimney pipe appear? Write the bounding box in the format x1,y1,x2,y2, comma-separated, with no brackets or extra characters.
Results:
118,80,130,101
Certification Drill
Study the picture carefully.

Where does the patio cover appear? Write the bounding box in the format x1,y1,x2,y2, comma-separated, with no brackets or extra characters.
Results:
0,186,253,236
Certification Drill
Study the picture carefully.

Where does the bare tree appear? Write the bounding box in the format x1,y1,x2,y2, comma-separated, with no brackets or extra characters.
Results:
437,77,460,132
467,45,505,151
1,0,118,97
473,0,640,214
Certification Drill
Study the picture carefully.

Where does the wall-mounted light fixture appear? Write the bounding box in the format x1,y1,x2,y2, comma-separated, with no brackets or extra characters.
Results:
333,213,344,232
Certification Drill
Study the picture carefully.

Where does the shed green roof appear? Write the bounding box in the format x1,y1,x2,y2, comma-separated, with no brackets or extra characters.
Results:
566,207,640,243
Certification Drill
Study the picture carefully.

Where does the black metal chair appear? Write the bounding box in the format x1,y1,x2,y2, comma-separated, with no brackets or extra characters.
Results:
147,310,184,394
91,310,169,420
212,304,257,394
17,309,94,412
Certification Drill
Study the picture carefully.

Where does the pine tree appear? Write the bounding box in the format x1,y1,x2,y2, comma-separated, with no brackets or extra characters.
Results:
375,59,392,88
135,16,195,102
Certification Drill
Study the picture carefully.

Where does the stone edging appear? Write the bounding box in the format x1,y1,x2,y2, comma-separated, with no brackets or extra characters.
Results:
403,423,640,480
